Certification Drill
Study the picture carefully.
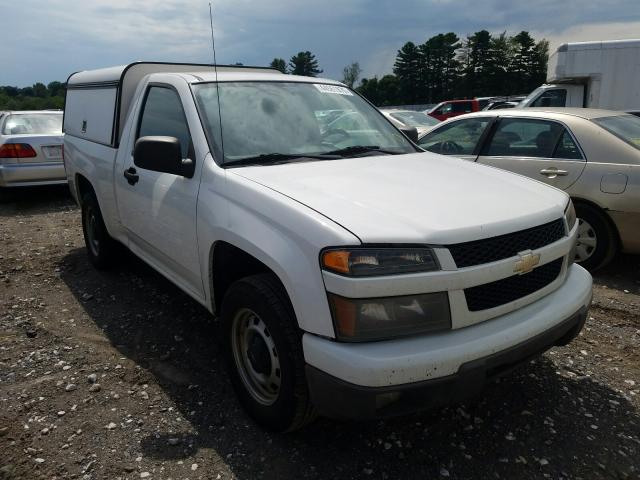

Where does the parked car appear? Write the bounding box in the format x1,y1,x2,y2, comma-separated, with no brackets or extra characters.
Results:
418,108,640,270
63,62,591,431
484,100,519,110
427,99,480,121
380,108,440,135
0,110,65,187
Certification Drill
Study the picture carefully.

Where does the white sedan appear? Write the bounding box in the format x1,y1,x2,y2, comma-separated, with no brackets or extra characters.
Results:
418,108,640,270
0,110,65,187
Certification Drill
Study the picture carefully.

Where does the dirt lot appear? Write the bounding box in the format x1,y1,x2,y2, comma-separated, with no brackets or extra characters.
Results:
1,185,639,480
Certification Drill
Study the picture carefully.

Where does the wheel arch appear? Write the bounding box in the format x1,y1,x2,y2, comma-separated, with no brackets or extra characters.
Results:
208,241,290,317
570,196,622,251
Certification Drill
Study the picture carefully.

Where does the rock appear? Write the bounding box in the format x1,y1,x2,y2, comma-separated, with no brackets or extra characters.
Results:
139,391,149,400
26,329,37,338
539,458,549,466
167,438,180,446
106,422,117,430
191,463,198,471
65,384,77,392
57,411,66,417
87,374,98,384
41,428,49,435
140,473,150,478
89,384,101,392
0,427,9,437
440,467,450,477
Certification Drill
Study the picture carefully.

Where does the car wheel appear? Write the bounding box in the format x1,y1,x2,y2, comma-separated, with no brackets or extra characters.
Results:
81,191,117,269
574,203,616,271
221,273,316,431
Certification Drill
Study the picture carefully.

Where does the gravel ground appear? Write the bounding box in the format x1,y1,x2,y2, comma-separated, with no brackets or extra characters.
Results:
1,185,639,480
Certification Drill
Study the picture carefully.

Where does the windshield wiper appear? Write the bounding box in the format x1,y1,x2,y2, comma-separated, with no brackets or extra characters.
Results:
225,152,339,167
321,145,401,157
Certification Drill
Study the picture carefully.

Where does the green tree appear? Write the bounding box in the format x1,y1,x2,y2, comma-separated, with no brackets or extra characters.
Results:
269,58,288,74
33,82,48,98
289,51,322,76
510,31,536,91
47,81,65,97
341,62,361,87
356,77,380,105
393,42,421,104
419,33,460,102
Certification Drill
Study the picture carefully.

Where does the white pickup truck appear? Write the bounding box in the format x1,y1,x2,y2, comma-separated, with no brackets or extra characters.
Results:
63,62,592,431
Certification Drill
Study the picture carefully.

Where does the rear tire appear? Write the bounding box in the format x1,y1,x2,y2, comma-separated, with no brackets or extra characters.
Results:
574,203,616,271
221,273,316,431
81,191,117,270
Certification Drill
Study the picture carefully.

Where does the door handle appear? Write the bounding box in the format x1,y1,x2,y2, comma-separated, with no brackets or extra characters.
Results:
540,168,568,177
124,167,139,185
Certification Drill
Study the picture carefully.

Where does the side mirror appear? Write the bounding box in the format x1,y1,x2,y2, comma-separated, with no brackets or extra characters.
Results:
133,136,194,178
400,127,419,143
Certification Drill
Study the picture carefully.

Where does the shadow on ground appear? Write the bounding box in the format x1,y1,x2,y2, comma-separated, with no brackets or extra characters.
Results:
0,184,74,216
57,245,639,479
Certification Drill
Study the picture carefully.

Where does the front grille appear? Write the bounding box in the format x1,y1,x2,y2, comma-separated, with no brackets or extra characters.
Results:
464,258,564,312
449,219,565,268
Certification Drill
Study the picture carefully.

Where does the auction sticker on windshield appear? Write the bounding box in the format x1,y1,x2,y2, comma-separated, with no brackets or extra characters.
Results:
314,84,353,96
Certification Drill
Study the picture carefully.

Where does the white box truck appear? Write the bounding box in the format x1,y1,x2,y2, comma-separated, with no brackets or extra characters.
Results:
62,61,592,431
519,39,640,111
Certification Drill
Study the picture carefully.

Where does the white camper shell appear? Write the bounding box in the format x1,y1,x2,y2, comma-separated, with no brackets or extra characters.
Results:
519,39,640,111
64,62,280,147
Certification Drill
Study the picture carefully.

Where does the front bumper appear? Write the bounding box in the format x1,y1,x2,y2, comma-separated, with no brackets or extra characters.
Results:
0,162,67,187
303,264,592,419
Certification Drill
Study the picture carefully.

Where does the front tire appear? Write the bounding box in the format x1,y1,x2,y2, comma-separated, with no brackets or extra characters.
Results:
81,191,117,269
574,203,616,271
221,274,316,431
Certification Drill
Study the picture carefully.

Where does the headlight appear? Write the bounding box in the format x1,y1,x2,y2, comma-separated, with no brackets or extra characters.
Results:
565,199,577,232
321,248,439,277
328,292,451,342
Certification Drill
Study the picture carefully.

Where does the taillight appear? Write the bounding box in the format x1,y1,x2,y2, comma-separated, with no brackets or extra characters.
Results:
0,143,37,158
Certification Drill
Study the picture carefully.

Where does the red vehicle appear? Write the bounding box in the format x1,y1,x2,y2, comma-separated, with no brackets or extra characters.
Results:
428,99,481,121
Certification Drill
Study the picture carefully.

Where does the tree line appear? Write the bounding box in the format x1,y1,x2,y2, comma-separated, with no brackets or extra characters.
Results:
2,31,547,111
0,82,65,110
357,30,548,106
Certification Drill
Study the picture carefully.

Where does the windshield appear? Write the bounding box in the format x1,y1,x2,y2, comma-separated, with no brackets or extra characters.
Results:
2,113,62,135
593,114,640,150
389,111,439,128
193,82,416,165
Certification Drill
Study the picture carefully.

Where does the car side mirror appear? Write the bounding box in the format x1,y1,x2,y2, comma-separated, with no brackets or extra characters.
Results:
400,127,419,143
133,136,194,178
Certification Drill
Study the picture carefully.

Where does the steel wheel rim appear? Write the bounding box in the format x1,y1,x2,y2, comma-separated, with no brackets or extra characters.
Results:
575,218,597,262
231,308,281,406
86,206,100,257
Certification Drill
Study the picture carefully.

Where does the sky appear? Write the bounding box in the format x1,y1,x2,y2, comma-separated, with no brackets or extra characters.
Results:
2,0,640,87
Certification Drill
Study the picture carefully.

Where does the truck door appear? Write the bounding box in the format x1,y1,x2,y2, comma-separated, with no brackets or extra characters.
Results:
476,117,586,191
115,83,204,300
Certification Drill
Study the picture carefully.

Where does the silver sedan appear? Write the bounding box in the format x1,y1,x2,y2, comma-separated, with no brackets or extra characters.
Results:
418,108,640,270
0,110,65,188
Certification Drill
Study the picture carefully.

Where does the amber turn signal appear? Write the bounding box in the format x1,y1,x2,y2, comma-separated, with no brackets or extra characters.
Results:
321,250,351,275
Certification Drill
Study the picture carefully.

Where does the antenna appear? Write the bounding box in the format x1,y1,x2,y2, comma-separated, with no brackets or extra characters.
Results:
208,2,225,161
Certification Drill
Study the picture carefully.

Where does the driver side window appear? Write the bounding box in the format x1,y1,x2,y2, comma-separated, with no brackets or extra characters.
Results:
419,118,491,155
137,86,192,159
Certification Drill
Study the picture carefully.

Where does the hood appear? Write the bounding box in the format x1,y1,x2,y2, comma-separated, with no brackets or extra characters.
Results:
230,152,568,245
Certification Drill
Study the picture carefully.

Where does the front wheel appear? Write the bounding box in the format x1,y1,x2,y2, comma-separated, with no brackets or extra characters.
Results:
574,203,616,271
221,274,316,431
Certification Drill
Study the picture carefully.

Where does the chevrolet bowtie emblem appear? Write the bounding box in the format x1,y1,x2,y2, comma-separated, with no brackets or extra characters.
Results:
514,250,541,275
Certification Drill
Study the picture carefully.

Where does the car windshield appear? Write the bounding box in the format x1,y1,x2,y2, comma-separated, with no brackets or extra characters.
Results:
592,114,640,151
1,113,62,135
389,111,439,128
193,82,416,165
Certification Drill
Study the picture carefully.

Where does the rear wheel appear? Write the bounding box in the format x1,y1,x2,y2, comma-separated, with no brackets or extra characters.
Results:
81,192,117,269
574,203,616,271
221,274,316,431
